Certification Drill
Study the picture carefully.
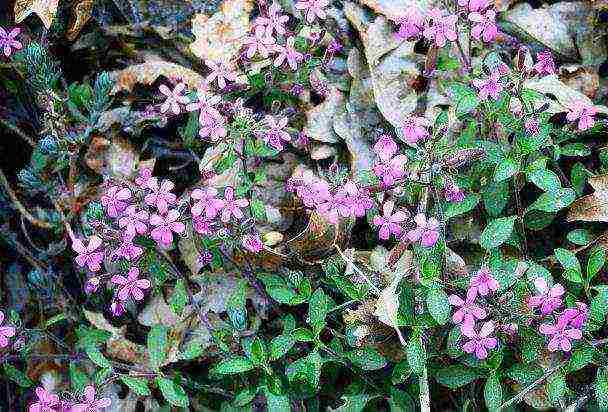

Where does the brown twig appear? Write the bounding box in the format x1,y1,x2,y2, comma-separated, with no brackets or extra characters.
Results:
0,168,53,229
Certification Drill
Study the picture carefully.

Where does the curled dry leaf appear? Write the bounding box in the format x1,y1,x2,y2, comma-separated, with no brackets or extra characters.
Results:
15,0,59,29
84,135,139,179
357,0,429,20
305,87,344,143
567,174,608,223
66,0,95,41
190,0,254,64
111,61,204,94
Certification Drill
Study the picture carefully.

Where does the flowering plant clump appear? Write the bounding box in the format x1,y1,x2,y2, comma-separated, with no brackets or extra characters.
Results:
0,0,608,410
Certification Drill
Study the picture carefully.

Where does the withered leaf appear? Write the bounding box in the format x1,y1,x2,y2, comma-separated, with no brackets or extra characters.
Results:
15,0,59,29
567,174,608,222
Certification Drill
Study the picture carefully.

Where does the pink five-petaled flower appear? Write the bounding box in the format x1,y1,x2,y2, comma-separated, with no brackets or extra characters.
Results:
444,181,465,203
566,100,597,131
29,387,60,412
295,0,329,24
461,321,498,359
528,278,564,315
221,186,249,223
274,37,304,70
468,9,498,43
533,50,556,76
0,27,22,57
373,201,408,241
402,116,430,145
407,213,440,247
448,294,487,327
458,0,488,12
317,193,342,224
372,154,408,187
114,236,144,261
145,179,177,214
242,233,264,253
472,71,503,101
71,385,111,412
72,236,104,272
200,113,227,141
191,187,225,219
539,314,582,352
468,267,499,299
255,3,289,38
205,61,237,90
186,88,222,123
112,267,151,302
336,181,374,218
0,310,16,348
264,116,291,150
243,34,276,59
118,205,149,237
150,210,185,246
373,135,398,163
100,186,131,218
159,83,189,115
395,7,425,40
423,8,458,48
561,302,588,329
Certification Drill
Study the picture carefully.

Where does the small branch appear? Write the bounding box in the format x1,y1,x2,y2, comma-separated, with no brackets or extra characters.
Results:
419,365,431,412
0,168,53,229
500,360,567,409
564,385,593,412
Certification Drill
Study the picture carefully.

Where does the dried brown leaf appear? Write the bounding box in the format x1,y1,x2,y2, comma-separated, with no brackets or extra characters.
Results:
15,0,59,29
567,174,608,222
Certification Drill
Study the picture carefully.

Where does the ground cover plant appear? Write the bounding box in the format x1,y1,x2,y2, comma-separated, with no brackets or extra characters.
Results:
1,0,608,410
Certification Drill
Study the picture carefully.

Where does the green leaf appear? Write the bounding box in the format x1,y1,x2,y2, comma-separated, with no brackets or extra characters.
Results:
450,83,479,117
567,229,591,246
561,143,590,157
563,268,584,284
484,374,502,412
85,344,111,368
587,247,605,281
444,193,479,220
596,367,608,410
308,288,333,333
483,180,509,217
554,248,581,272
494,158,519,182
3,364,34,388
44,313,67,328
213,356,255,375
406,336,425,375
156,377,189,408
120,375,151,396
250,337,267,366
250,198,266,221
332,394,376,412
568,346,595,371
527,169,561,192
480,216,516,250
435,366,480,389
527,188,575,213
426,288,450,325
147,325,168,370
180,341,204,360
546,371,567,406
270,335,295,361
169,279,188,316
345,347,387,371
69,364,89,392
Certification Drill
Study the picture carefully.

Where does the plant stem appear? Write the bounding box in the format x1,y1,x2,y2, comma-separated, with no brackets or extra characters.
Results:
0,168,53,229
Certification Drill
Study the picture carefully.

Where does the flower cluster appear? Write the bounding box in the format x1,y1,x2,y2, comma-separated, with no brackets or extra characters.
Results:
29,385,110,412
0,310,16,349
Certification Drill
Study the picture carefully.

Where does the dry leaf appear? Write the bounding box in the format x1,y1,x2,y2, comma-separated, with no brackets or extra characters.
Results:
374,271,406,345
66,0,94,41
567,174,608,222
15,0,59,29
111,61,204,94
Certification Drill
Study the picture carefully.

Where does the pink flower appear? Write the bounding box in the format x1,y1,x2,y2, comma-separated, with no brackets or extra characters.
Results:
295,0,329,24
85,277,100,294
448,294,487,326
29,387,60,412
243,34,276,59
192,215,215,235
533,51,556,76
191,187,225,219
205,61,237,90
336,181,373,218
72,236,104,272
0,27,22,57
111,267,151,302
524,118,540,135
113,236,144,261
566,100,597,131
461,321,498,359
372,154,408,187
110,300,125,316
264,116,291,150
407,214,440,247
71,385,111,412
395,7,425,40
242,233,263,253
255,4,289,38
100,186,131,218
150,209,185,246
273,37,304,70
295,176,331,208
473,71,503,101
144,179,177,214
118,205,149,236
135,168,153,188
220,187,249,223
159,83,189,115
469,9,498,42
186,89,222,123
0,310,16,348
402,116,430,145
539,314,582,352
373,201,408,240
528,278,564,315
373,135,398,163
200,113,227,141
467,267,499,299
560,302,588,329
458,0,489,11
444,182,465,203
423,8,458,48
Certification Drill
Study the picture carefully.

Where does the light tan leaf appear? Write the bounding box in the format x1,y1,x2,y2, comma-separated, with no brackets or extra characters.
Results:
568,174,608,222
111,61,204,94
305,87,344,143
374,271,406,345
137,295,180,327
190,0,254,64
15,0,59,29
66,0,95,41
